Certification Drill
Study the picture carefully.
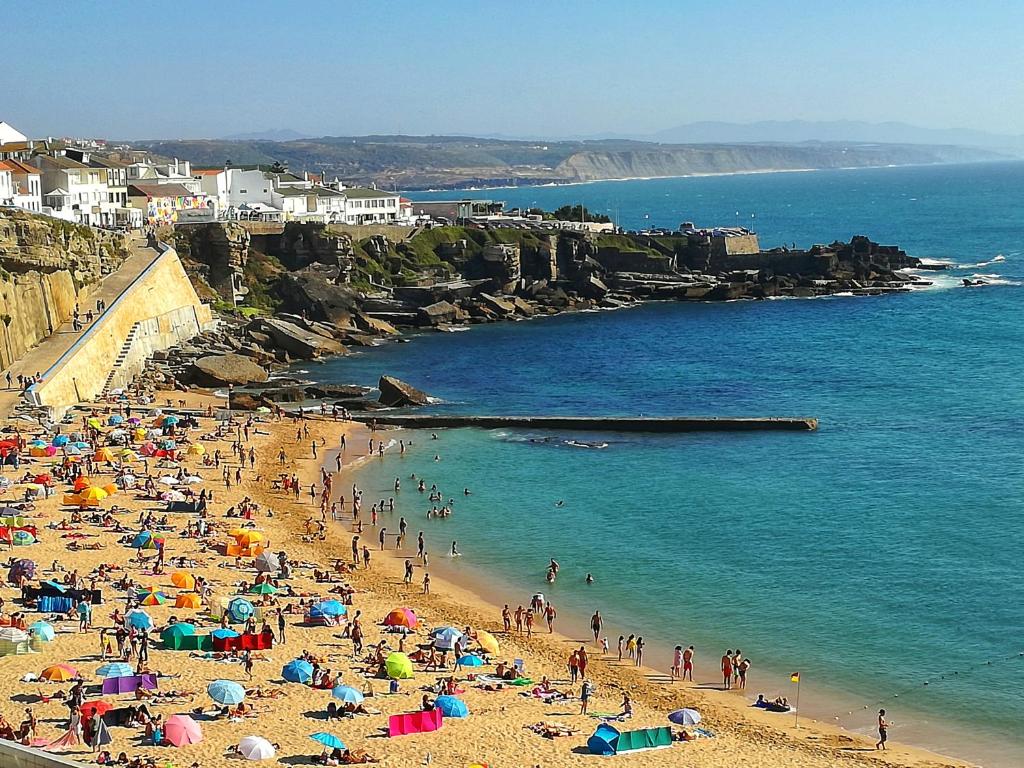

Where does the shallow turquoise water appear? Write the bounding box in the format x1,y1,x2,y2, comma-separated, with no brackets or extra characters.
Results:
310,163,1024,765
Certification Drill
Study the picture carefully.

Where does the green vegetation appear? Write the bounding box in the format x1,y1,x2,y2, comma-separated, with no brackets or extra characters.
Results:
552,204,610,223
241,250,285,311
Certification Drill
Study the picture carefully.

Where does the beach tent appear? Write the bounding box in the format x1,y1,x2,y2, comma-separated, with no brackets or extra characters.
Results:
614,726,673,753
384,607,418,629
237,735,275,760
165,714,202,747
434,695,469,718
282,658,314,683
587,723,620,756
227,597,255,622
476,630,500,655
97,662,134,678
385,652,414,680
331,685,364,704
161,622,197,649
208,679,246,705
388,709,443,737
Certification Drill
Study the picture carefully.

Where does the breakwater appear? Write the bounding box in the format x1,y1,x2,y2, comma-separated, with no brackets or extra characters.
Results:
351,414,818,432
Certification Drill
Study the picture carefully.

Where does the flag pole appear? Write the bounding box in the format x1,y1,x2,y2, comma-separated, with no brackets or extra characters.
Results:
794,675,801,729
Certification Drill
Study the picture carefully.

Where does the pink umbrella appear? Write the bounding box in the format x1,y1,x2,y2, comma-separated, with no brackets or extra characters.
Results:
164,714,202,747
140,442,157,457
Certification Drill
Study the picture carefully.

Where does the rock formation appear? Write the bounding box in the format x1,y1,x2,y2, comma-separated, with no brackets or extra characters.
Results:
378,375,430,407
190,353,269,387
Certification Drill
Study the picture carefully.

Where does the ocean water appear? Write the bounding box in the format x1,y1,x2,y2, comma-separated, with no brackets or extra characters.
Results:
311,162,1024,766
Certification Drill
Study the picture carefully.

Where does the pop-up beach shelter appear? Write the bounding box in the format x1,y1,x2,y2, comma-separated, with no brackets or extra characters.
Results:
161,622,197,649
388,709,443,737
588,723,620,756
614,726,673,753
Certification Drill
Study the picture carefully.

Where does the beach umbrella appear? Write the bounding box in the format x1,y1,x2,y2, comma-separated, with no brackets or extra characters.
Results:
33,473,52,485
159,439,177,450
476,630,500,655
131,531,153,548
7,558,35,582
140,442,157,456
109,429,128,441
281,658,314,684
0,514,26,526
80,701,113,719
161,623,197,645
128,417,141,424
65,445,82,455
187,444,206,456
93,448,115,463
383,607,418,629
309,733,345,750
97,662,134,678
234,531,264,548
668,708,702,726
107,415,124,426
80,486,109,502
211,628,240,640
86,417,102,429
431,626,463,650
164,714,202,747
28,621,55,642
119,450,138,462
309,600,346,620
330,685,364,704
208,679,246,706
0,627,29,643
11,531,35,546
434,695,469,718
41,664,77,682
254,551,277,573
456,654,484,668
140,591,168,606
163,415,179,426
171,572,195,590
249,582,277,595
175,593,203,609
385,652,414,680
227,597,255,622
126,609,154,630
75,476,94,492
52,435,70,447
237,735,276,760
133,427,147,440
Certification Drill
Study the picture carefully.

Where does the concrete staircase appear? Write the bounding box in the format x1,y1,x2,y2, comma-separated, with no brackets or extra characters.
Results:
99,321,141,397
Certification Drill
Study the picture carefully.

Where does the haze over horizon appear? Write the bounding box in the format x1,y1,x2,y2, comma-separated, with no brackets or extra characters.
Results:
5,0,1024,143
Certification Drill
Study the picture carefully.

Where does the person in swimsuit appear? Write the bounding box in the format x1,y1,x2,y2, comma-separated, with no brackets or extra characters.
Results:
876,709,889,750
590,611,603,644
721,650,733,689
682,645,695,681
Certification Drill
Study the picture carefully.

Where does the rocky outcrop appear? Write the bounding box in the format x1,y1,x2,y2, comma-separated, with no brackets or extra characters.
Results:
275,267,360,325
174,222,250,303
418,300,461,326
190,353,268,387
250,317,347,359
279,223,354,276
378,375,430,407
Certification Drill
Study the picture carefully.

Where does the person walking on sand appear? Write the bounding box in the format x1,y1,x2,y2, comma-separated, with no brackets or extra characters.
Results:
277,608,286,644
525,609,534,638
502,605,511,633
422,572,430,594
514,606,524,634
578,646,589,678
682,645,695,681
580,679,594,714
591,610,603,644
544,602,556,633
568,650,580,683
721,649,734,689
617,635,625,662
876,709,889,750
732,649,743,686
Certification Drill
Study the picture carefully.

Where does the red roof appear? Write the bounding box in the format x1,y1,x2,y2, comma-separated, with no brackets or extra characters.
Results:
0,159,39,174
191,169,221,176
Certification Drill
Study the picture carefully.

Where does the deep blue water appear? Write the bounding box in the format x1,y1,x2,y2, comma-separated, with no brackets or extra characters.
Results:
308,163,1024,765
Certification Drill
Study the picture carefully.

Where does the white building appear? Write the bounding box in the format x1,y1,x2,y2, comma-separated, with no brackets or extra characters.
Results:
332,184,401,224
36,153,119,226
0,121,27,145
0,164,14,206
0,159,42,212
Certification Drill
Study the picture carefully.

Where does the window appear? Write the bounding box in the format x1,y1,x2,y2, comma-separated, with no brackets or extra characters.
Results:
240,189,247,193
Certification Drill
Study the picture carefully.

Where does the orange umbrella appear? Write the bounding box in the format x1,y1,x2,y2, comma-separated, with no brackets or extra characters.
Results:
175,593,202,609
93,448,115,463
234,531,264,548
73,476,92,492
40,664,77,682
171,572,196,590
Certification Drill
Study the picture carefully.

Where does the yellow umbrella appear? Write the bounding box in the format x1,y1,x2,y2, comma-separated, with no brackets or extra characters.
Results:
94,447,115,463
476,630,500,655
175,593,202,609
40,664,77,682
87,417,102,429
102,483,118,496
186,444,206,456
234,531,264,547
120,450,138,462
134,428,147,440
171,572,196,590
80,486,109,502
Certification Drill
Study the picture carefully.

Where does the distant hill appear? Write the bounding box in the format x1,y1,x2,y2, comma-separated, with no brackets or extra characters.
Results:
131,134,1012,190
219,128,312,141
648,120,1024,155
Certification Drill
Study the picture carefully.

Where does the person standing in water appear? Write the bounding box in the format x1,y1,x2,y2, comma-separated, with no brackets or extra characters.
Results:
450,541,460,557
590,611,603,644
682,645,695,682
876,710,889,750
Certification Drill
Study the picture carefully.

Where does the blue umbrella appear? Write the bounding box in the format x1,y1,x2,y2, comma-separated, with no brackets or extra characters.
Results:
434,695,470,718
74,441,91,449
208,679,246,705
668,708,702,726
126,609,154,630
97,662,134,678
65,446,82,455
29,621,55,642
456,654,484,668
211,628,240,639
52,435,70,447
107,415,124,426
309,733,345,750
227,597,255,622
431,626,463,650
331,685,364,704
311,600,346,616
130,531,154,549
163,415,179,426
282,659,314,683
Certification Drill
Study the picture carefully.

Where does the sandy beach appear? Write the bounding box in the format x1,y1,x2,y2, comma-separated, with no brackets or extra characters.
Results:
0,389,974,768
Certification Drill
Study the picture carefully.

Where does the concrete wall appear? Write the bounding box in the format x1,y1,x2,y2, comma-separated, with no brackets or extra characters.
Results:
30,244,212,412
0,269,78,370
0,740,87,768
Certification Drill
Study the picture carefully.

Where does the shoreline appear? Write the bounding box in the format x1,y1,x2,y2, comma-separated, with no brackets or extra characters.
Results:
324,428,988,768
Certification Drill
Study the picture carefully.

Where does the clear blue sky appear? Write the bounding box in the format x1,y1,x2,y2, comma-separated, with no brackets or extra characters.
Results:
6,0,1023,140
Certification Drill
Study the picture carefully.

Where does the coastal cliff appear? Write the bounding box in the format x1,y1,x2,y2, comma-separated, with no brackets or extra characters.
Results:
0,210,131,369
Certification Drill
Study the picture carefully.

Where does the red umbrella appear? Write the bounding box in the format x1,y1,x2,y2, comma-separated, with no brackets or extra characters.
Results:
80,701,113,719
33,474,52,485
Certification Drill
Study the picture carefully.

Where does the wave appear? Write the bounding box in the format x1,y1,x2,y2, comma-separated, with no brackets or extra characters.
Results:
957,254,1007,268
965,273,1022,287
